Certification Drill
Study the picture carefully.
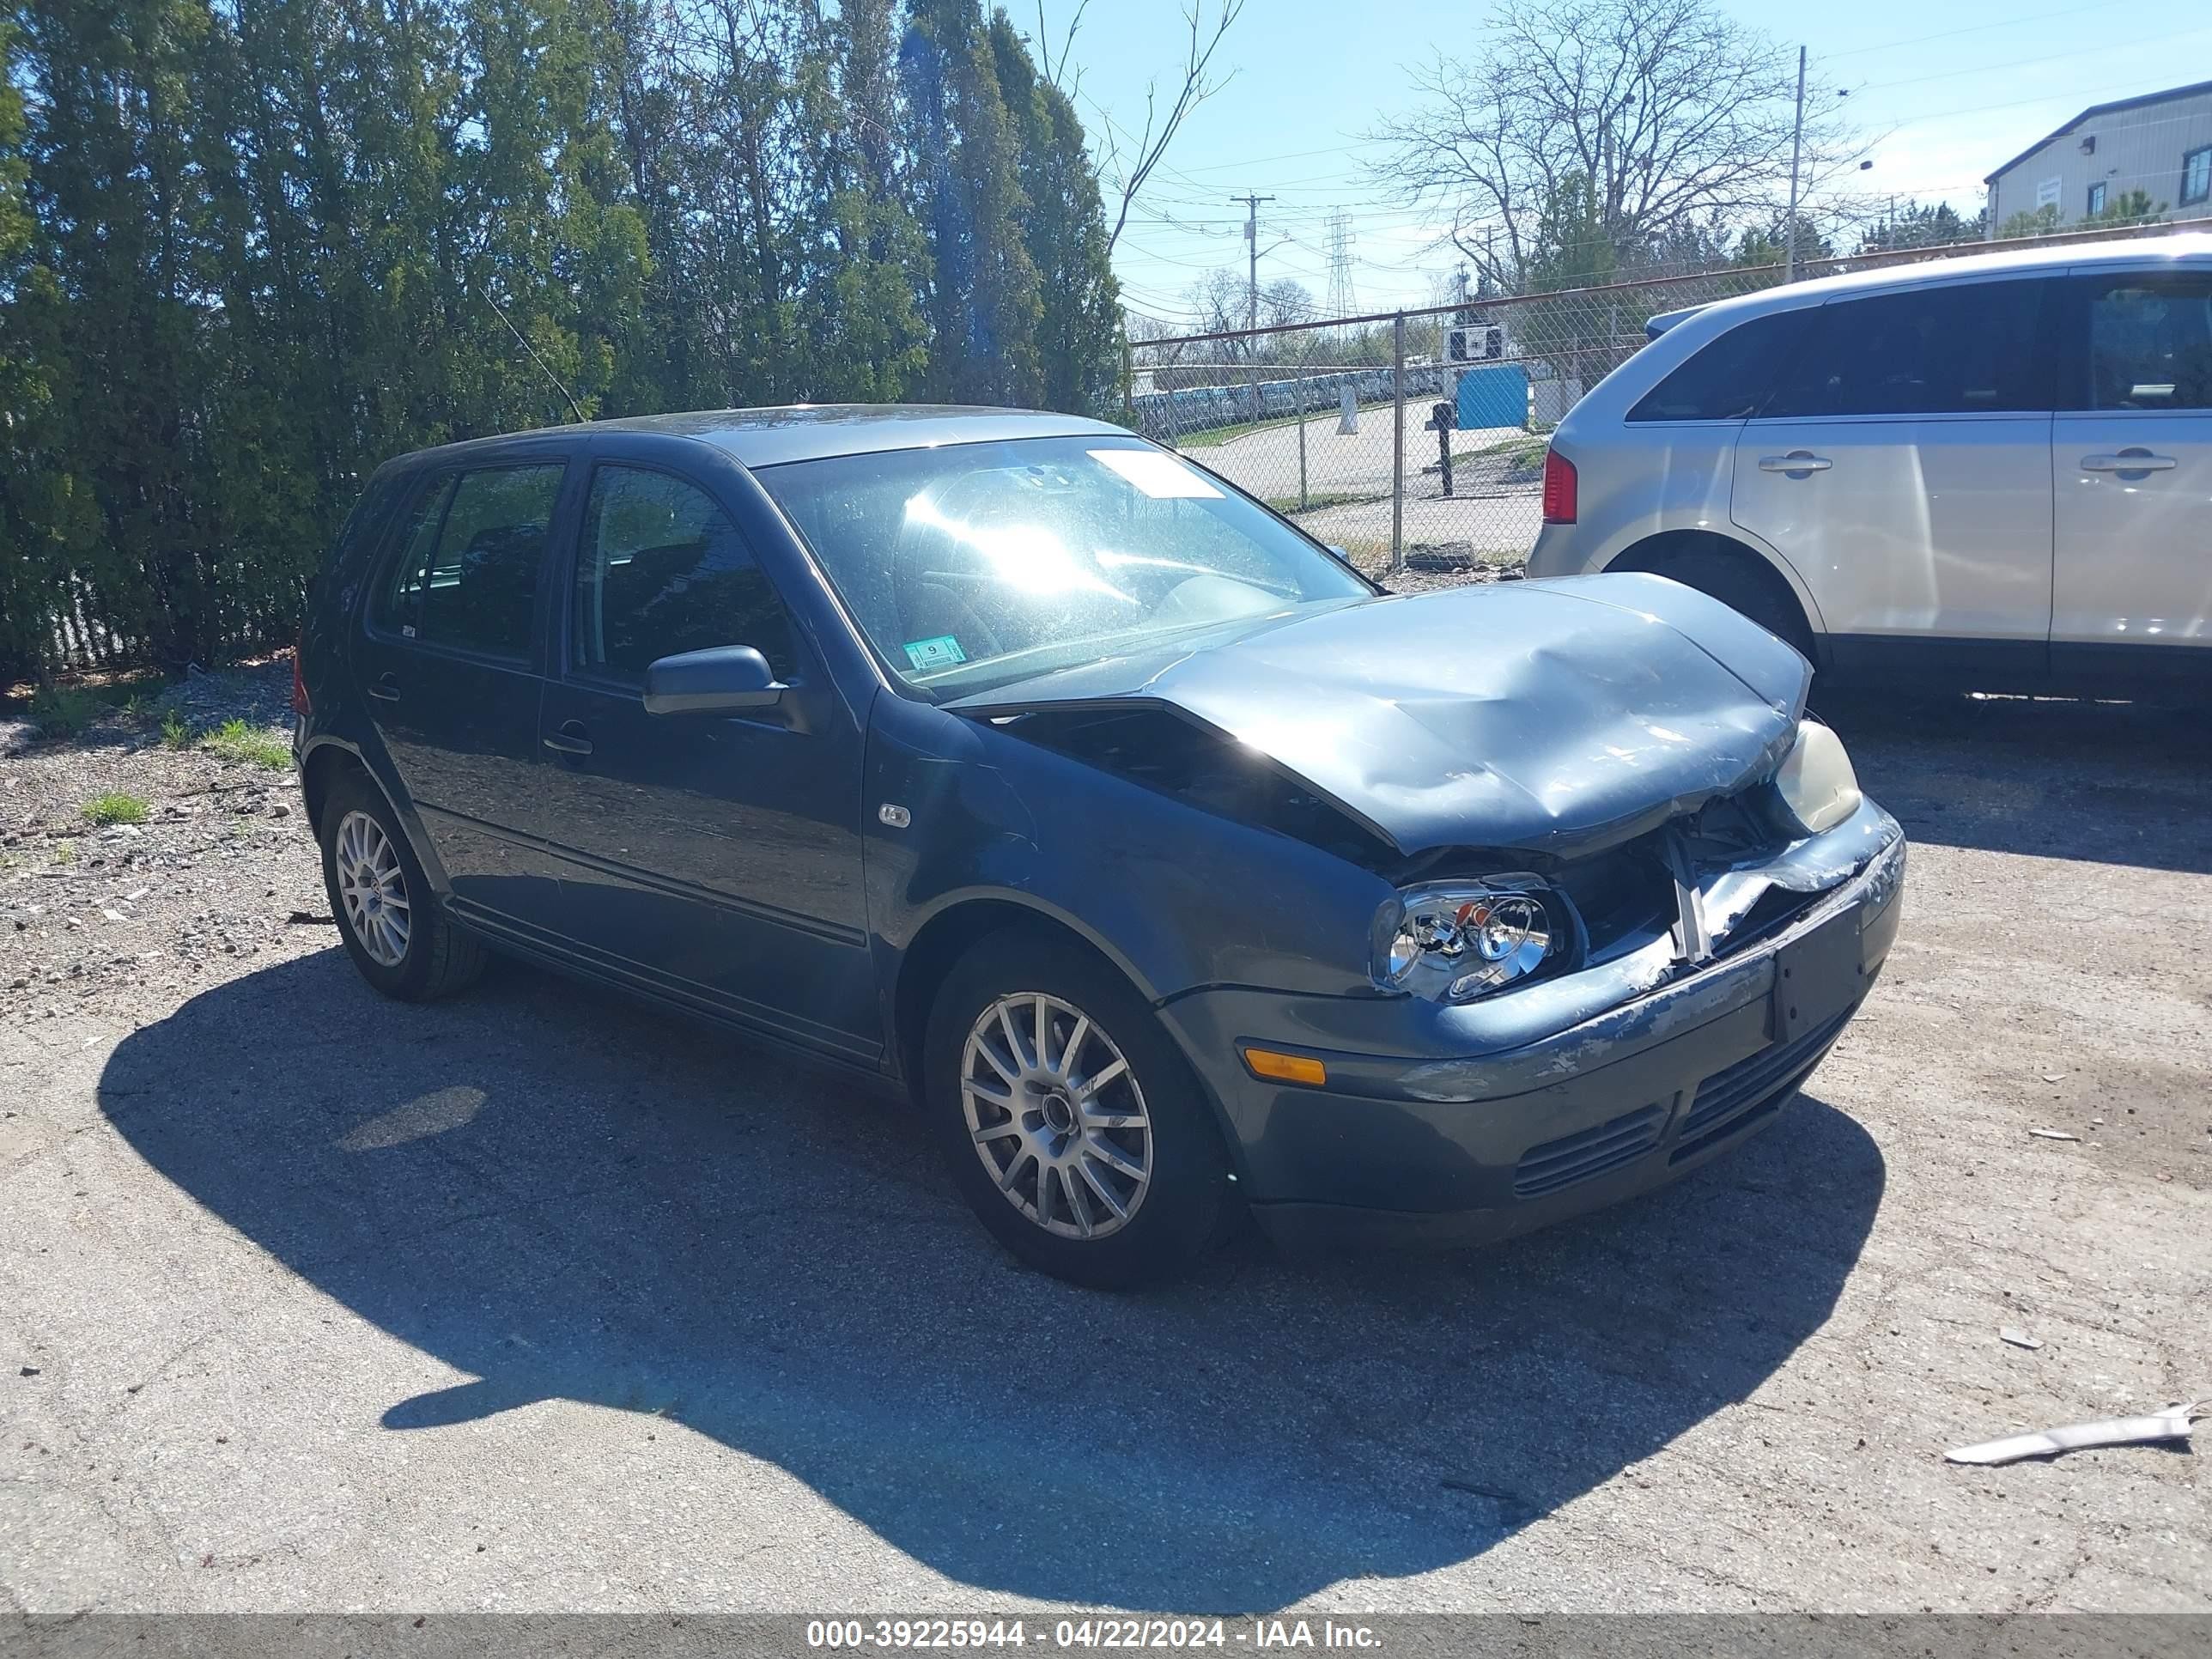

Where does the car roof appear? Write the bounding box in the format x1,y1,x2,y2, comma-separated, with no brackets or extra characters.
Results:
384,404,1132,472
1646,231,2212,337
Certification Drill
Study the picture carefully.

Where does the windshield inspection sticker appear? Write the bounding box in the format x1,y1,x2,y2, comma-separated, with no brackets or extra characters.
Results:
903,635,968,672
1089,447,1224,499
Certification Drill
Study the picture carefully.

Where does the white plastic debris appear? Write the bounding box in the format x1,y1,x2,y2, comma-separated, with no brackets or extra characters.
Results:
1947,1400,2207,1466
2028,1128,2081,1142
1999,1328,2043,1351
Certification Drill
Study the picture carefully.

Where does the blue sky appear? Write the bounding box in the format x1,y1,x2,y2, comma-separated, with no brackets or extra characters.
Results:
1056,0,2212,325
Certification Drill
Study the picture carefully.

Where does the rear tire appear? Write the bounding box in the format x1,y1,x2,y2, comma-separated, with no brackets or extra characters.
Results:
924,926,1228,1290
1618,539,1817,664
319,769,486,1002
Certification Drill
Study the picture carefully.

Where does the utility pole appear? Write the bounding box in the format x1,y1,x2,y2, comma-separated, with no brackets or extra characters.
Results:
1234,192,1275,426
1785,45,1806,282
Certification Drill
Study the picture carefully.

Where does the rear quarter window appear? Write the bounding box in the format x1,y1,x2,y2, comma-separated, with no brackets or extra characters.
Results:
1626,307,1817,422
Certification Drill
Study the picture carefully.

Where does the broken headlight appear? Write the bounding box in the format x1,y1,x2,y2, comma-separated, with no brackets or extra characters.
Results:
1374,878,1562,1002
1771,719,1863,836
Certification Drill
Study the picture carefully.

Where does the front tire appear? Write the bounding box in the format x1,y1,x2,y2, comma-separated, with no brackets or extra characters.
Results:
924,927,1229,1289
318,769,486,1001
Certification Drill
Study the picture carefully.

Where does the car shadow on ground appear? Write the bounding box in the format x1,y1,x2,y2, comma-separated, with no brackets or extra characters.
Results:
99,948,1884,1611
1818,691,2212,876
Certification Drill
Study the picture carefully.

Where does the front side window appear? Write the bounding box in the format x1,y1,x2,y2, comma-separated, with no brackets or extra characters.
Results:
1759,280,2050,418
2080,273,2212,410
376,464,564,659
2183,145,2211,206
1626,307,1817,422
756,436,1372,699
570,465,796,682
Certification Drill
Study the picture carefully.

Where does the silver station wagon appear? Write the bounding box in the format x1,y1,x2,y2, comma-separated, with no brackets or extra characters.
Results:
1527,235,2212,692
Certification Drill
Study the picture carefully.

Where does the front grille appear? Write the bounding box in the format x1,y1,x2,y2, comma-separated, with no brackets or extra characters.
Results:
1515,1103,1666,1197
1669,1012,1850,1163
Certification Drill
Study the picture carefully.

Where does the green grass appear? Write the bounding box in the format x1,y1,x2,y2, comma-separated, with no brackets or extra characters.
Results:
52,839,76,866
81,792,150,827
1264,490,1370,515
27,685,106,740
1174,410,1318,448
202,717,292,771
160,709,191,749
1434,433,1552,473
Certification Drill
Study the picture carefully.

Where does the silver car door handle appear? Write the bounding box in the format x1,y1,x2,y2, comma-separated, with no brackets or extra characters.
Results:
1758,453,1832,473
2081,452,2177,471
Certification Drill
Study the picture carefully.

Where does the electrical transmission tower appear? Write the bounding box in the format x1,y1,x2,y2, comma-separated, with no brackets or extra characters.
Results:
1324,210,1358,323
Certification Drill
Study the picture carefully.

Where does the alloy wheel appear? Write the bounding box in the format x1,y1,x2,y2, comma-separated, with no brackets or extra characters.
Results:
961,992,1152,1241
334,809,411,969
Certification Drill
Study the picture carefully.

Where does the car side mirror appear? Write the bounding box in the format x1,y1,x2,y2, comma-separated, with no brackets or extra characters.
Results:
1326,544,1353,563
642,646,786,716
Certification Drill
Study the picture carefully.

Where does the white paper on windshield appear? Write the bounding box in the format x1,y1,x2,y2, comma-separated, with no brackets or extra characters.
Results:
1089,448,1224,499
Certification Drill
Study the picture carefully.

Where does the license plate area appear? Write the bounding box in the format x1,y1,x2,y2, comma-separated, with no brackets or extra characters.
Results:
1771,905,1864,1042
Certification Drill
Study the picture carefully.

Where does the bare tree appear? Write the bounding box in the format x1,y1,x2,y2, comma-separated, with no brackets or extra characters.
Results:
1073,0,1246,255
1181,266,1249,337
1366,0,1854,290
1032,1,1092,97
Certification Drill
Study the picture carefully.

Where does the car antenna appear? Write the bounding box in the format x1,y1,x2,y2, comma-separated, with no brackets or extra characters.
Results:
471,280,587,426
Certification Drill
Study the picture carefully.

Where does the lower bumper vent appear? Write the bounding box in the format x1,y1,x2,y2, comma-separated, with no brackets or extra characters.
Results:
1515,1103,1666,1198
1669,1012,1850,1164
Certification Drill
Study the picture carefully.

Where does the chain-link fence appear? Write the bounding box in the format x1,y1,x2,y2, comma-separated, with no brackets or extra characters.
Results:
1124,216,2212,576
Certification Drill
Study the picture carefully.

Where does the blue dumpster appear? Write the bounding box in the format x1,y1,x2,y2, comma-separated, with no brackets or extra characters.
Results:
1455,365,1528,431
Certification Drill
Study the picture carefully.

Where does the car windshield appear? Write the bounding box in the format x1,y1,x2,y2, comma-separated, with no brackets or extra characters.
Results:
754,435,1372,698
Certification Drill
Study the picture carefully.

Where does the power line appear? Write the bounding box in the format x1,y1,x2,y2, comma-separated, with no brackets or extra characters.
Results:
1825,2,2146,61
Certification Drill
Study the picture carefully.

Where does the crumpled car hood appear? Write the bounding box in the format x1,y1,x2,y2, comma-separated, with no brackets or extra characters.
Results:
950,573,1811,858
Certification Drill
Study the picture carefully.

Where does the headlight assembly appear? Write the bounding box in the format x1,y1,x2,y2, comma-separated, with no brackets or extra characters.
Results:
1374,878,1564,1002
1772,719,1862,836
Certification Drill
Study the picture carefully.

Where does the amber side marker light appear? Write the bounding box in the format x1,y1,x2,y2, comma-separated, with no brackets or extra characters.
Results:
1242,1047,1328,1087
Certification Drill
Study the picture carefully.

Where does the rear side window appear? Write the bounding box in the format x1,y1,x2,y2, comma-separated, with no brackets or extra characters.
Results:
2078,272,2212,410
374,464,564,659
1626,308,1815,422
570,465,796,682
1760,280,2051,418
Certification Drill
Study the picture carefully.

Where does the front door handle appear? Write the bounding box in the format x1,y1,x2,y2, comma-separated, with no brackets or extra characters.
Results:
542,721,592,757
2081,451,2177,472
367,674,401,702
1758,452,1832,474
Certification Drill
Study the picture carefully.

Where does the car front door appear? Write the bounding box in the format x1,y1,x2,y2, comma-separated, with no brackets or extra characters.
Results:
2051,265,2212,685
353,451,576,921
1729,275,2055,683
522,449,880,1067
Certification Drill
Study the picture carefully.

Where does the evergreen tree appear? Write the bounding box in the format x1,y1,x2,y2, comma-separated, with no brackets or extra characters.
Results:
902,0,1042,404
0,0,1123,674
988,11,1118,415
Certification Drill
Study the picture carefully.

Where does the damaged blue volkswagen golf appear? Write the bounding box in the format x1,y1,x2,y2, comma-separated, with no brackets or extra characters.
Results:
295,406,1905,1288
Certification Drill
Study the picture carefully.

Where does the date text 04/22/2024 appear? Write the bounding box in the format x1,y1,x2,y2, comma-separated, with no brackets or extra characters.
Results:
805,1620,1383,1650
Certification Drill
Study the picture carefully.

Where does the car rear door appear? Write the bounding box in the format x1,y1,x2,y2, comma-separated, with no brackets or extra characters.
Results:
1729,274,2056,683
2051,264,2212,686
352,446,579,923
519,442,880,1067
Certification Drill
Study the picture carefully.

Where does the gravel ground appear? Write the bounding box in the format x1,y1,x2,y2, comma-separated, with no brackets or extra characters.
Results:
2,653,2208,1618
2,667,323,1017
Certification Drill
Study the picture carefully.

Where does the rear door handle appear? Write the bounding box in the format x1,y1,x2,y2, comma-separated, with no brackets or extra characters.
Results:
367,674,401,702
542,721,592,757
2081,452,2177,472
1758,452,1832,473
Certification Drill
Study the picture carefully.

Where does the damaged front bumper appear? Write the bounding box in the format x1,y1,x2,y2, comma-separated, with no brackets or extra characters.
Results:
1160,803,1906,1251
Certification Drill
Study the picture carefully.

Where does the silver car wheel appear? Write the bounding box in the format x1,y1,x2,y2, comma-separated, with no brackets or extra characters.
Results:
962,991,1152,1242
335,809,411,969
